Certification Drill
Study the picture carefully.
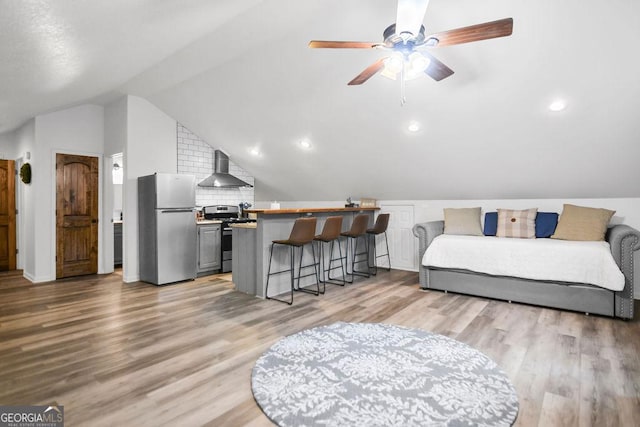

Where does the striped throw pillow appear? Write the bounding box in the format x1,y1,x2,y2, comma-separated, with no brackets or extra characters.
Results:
496,208,538,238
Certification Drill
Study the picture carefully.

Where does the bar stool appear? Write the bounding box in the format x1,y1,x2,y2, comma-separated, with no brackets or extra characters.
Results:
265,217,320,305
340,214,370,283
313,216,346,291
367,213,391,275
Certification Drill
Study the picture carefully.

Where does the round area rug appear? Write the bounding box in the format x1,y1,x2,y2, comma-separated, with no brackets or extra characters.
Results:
252,322,518,427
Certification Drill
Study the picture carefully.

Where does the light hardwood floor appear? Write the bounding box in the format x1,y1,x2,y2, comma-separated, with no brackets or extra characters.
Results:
1,268,639,426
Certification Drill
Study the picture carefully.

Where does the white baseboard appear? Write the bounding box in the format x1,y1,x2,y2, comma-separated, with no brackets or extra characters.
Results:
123,274,139,283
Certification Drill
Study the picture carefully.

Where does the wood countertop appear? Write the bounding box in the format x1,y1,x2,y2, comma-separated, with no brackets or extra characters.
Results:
244,207,380,215
230,223,257,229
196,220,222,225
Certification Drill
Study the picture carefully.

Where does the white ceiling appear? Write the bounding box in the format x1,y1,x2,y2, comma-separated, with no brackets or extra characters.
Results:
3,0,640,200
0,0,262,132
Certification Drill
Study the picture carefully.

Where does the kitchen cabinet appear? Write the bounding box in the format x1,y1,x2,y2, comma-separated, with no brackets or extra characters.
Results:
197,223,221,275
114,222,123,266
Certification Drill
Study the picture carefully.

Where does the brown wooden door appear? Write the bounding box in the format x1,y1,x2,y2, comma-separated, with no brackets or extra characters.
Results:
56,154,99,279
0,160,16,271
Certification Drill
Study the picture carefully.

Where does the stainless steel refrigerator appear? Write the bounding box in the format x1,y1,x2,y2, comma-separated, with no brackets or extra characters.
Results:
138,173,196,285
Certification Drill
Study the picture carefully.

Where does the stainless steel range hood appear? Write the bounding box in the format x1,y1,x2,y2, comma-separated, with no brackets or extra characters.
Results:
198,150,253,188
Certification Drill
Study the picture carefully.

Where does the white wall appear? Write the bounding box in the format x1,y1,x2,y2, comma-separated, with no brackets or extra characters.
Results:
410,198,640,231
104,98,127,156
14,120,36,280
8,97,177,284
113,183,123,213
253,200,344,209
112,153,124,215
122,96,177,282
33,104,105,282
3,98,179,283
0,131,15,159
103,97,128,275
12,123,34,163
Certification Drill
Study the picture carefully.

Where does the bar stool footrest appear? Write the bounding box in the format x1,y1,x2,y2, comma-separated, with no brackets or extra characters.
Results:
265,295,293,305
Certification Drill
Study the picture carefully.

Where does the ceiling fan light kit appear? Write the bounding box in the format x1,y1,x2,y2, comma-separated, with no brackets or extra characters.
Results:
309,0,513,103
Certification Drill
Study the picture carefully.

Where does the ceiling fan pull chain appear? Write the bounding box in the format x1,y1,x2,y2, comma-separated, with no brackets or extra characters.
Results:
400,63,407,106
308,3,513,88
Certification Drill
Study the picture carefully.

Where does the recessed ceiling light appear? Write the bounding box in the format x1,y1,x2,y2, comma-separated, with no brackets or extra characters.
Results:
299,139,312,150
407,121,421,132
249,147,261,156
548,100,566,112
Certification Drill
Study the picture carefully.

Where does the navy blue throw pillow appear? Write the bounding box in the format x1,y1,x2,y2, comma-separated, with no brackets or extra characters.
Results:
535,212,559,238
484,212,498,236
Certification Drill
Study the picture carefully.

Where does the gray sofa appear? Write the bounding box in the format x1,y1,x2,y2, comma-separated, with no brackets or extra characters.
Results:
413,221,640,319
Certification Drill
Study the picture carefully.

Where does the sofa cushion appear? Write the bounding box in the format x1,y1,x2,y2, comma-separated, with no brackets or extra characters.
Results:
422,234,625,291
443,207,483,236
551,204,615,241
484,212,498,236
497,208,538,238
535,212,559,238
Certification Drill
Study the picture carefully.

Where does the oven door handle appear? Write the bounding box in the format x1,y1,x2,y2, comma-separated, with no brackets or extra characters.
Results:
223,228,232,233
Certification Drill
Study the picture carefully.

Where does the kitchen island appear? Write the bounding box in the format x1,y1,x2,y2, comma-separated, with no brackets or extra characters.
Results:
233,207,379,299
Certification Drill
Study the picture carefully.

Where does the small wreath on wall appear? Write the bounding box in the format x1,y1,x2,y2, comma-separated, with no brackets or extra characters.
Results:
20,162,31,184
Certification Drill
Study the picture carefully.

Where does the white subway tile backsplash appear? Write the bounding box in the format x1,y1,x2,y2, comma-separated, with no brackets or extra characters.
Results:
176,123,255,207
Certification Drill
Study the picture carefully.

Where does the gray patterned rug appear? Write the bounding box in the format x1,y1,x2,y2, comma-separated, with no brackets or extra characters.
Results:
252,322,518,427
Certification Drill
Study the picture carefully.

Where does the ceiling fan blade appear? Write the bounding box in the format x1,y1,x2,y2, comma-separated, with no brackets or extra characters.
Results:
427,18,513,47
396,0,430,37
348,58,387,86
421,52,454,81
309,41,379,49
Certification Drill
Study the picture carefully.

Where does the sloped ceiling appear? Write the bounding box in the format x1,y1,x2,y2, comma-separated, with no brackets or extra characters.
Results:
3,0,640,201
0,0,262,132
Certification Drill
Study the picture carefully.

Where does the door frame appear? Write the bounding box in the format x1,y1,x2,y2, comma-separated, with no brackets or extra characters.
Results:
102,155,114,274
14,157,24,270
51,150,104,277
101,153,125,275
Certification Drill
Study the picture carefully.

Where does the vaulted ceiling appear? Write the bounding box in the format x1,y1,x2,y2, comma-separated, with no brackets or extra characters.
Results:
2,0,640,201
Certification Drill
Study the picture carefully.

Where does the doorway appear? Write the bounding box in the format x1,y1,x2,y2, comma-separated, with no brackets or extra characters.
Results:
112,153,123,268
56,153,99,278
0,159,16,271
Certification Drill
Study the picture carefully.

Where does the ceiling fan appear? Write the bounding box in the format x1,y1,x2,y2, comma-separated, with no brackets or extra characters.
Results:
309,0,513,96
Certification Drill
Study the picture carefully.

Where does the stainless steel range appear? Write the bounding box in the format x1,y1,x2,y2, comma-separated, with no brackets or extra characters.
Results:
203,205,256,273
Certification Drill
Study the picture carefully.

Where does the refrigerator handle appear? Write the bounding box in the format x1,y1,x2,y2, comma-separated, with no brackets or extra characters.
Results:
160,209,194,213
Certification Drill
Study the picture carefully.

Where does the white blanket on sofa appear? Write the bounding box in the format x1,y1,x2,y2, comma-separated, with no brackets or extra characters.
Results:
422,235,625,291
